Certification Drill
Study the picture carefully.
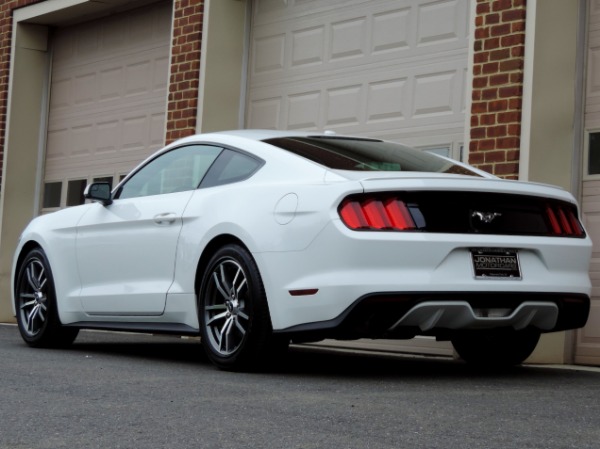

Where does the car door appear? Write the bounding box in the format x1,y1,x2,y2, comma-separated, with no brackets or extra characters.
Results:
76,144,222,315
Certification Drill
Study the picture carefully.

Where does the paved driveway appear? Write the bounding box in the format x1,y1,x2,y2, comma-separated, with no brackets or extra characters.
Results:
0,324,598,449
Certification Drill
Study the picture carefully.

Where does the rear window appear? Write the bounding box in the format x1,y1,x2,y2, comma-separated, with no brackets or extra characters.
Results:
264,136,480,177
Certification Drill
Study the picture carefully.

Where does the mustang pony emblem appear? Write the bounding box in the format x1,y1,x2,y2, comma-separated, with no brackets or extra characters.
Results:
471,211,502,224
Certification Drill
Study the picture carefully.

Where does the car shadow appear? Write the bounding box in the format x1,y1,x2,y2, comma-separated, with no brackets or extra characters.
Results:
52,329,588,382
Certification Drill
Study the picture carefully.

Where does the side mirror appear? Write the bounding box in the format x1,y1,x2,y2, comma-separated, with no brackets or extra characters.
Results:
84,182,113,206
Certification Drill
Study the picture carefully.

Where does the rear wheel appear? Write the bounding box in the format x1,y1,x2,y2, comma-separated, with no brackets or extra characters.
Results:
15,248,79,347
451,328,540,367
199,244,286,371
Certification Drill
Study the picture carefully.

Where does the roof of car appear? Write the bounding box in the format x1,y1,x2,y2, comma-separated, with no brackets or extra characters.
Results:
197,129,372,142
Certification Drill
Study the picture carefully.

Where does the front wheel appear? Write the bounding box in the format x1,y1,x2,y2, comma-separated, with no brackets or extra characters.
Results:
15,248,79,348
451,328,541,367
199,244,285,371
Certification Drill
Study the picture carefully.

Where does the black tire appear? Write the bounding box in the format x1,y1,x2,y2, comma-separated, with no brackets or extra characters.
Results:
15,248,79,348
451,328,541,367
199,244,287,371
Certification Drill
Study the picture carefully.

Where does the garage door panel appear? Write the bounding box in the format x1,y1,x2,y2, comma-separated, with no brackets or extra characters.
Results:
50,48,167,117
248,58,466,134
45,2,171,194
250,0,468,86
46,107,166,181
248,0,468,153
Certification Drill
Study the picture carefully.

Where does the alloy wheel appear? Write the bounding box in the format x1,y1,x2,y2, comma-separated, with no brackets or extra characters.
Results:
203,258,251,356
17,258,49,338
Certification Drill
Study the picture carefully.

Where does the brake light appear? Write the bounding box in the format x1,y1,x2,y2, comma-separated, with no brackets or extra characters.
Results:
339,197,417,231
545,204,584,237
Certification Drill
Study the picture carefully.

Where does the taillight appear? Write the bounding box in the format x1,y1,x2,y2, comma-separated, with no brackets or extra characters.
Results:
339,196,417,231
545,204,584,237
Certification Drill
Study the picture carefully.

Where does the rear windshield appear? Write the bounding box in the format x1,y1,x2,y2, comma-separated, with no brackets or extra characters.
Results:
264,136,480,177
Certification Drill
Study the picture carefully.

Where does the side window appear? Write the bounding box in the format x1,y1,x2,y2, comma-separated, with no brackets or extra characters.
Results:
117,145,222,199
201,149,263,188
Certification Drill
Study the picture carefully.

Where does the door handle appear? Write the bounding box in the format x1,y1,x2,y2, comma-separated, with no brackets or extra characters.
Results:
154,213,177,225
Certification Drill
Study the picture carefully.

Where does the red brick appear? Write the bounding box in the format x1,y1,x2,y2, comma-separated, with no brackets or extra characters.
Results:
484,150,507,163
507,123,521,136
474,51,490,64
469,151,485,164
486,13,501,25
478,139,497,151
497,137,519,149
482,62,499,74
512,21,525,33
472,127,487,139
488,100,508,112
497,111,520,123
473,76,488,89
489,73,509,86
499,58,523,71
476,2,491,14
484,37,501,50
492,0,513,12
494,162,519,176
506,149,520,161
487,125,507,138
502,9,526,22
482,88,498,100
471,101,488,114
490,48,511,61
491,24,511,36
499,85,522,98
480,114,496,126
501,33,525,47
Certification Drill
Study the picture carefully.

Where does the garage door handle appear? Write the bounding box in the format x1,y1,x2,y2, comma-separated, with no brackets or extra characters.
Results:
154,213,177,225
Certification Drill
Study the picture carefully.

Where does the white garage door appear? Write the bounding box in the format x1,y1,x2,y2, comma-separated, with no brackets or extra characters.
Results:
247,0,470,358
247,0,469,158
43,1,172,211
578,0,600,366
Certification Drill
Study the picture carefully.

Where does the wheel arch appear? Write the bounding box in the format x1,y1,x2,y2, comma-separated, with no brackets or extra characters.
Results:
13,241,44,291
194,234,251,295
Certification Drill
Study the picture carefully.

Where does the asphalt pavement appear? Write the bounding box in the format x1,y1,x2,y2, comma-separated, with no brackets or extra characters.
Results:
0,323,599,449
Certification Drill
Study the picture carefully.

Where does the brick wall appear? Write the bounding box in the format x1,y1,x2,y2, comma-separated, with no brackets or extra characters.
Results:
469,0,527,179
166,0,204,145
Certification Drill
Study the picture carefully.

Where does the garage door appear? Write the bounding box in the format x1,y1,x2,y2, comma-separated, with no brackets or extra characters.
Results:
578,1,600,366
42,1,172,211
247,0,469,158
247,0,469,357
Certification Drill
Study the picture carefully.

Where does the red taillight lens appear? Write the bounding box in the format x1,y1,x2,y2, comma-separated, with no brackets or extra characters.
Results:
545,204,584,237
339,197,417,231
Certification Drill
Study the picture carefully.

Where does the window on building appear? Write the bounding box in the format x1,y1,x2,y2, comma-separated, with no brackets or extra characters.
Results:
589,132,600,175
93,176,113,186
43,182,62,209
66,179,87,207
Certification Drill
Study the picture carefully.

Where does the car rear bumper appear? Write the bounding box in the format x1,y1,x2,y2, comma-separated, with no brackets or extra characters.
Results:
256,220,592,332
273,291,590,341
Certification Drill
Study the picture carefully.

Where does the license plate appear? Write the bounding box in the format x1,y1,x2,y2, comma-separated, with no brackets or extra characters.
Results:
470,248,521,280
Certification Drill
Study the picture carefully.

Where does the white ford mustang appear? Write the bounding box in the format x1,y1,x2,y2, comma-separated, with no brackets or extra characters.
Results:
12,130,592,370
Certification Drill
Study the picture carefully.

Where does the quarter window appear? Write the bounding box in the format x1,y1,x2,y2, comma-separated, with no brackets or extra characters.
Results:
201,149,263,188
117,145,222,199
